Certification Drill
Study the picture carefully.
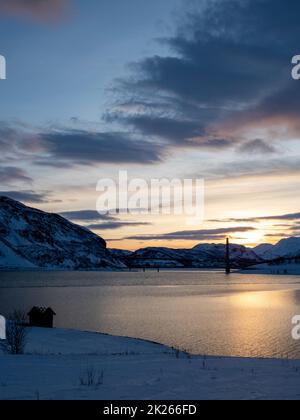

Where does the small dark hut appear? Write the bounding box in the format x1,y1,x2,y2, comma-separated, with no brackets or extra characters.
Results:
28,307,56,328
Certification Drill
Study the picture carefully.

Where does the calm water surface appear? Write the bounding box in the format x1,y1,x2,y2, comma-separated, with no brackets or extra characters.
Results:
1,270,300,359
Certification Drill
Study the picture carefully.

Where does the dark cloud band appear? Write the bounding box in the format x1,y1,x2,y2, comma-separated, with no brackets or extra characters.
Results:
125,226,255,241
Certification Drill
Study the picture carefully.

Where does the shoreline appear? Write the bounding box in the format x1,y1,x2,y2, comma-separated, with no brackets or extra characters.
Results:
1,267,300,275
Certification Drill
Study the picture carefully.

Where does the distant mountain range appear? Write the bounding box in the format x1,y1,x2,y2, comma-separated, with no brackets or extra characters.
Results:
110,244,262,269
1,196,300,271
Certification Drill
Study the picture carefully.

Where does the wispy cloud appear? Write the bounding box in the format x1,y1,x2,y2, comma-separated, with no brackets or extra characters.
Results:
0,167,32,184
86,222,152,231
0,190,59,204
39,130,163,165
195,156,300,180
0,123,164,167
124,227,255,241
210,212,300,223
60,210,114,222
60,209,152,232
238,139,277,155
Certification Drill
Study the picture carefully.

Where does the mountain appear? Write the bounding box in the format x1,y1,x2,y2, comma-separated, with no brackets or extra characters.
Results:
253,243,275,259
127,247,187,268
109,249,134,259
254,237,300,260
0,197,123,270
123,243,262,269
192,243,260,264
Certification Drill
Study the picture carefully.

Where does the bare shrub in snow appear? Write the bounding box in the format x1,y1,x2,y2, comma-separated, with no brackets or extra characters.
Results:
79,366,104,387
5,310,28,355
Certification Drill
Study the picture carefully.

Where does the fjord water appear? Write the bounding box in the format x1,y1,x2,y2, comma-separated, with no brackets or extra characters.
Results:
1,270,300,359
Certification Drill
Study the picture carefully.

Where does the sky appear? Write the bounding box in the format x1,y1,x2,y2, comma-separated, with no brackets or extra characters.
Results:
1,0,300,250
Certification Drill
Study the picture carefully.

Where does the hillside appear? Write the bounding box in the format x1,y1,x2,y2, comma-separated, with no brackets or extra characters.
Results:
254,238,300,260
0,197,122,270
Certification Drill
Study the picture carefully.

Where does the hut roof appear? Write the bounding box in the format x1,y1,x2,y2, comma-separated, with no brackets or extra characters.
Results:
28,307,56,316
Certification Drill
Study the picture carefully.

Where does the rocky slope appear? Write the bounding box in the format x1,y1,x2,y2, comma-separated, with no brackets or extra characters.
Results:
0,197,122,270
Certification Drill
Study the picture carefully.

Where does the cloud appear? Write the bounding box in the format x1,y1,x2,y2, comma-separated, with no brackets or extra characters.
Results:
0,123,164,166
40,130,163,165
238,139,277,155
2,0,300,176
107,110,236,149
2,0,300,186
210,212,300,223
86,222,152,231
0,0,69,22
194,156,300,180
124,226,255,241
60,210,114,222
106,113,205,146
0,125,20,152
0,190,53,203
0,121,48,157
0,167,32,184
60,209,152,231
264,233,291,238
258,213,300,222
105,0,300,157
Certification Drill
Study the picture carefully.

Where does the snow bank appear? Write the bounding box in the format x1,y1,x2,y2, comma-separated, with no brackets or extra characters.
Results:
242,262,300,275
1,328,300,400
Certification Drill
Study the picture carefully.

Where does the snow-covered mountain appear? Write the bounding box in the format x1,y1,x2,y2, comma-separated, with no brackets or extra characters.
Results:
108,249,134,268
124,243,262,269
109,249,134,259
192,243,260,264
0,197,123,270
254,237,300,260
252,243,274,259
127,247,187,268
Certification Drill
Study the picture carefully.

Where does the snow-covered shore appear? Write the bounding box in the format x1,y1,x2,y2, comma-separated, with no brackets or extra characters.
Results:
1,328,300,400
241,262,300,275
